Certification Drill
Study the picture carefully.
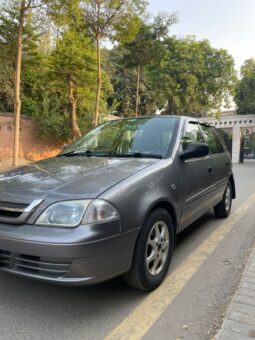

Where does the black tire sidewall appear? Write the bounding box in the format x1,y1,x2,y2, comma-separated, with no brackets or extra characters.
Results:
135,208,175,290
214,182,232,218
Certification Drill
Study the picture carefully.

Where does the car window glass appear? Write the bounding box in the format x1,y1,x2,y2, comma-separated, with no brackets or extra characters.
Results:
200,125,224,154
181,122,204,151
61,117,178,158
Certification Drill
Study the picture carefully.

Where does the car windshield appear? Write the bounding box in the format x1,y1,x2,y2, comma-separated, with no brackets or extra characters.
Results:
60,117,179,158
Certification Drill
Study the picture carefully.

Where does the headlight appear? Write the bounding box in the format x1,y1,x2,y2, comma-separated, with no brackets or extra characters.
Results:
82,199,119,224
35,200,91,227
35,199,119,227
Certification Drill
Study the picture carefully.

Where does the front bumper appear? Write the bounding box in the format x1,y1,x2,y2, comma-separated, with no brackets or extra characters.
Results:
0,221,139,285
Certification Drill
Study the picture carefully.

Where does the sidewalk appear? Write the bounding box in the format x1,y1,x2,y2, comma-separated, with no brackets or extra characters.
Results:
217,249,255,339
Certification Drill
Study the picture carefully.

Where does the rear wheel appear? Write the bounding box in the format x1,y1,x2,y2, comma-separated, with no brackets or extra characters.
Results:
214,182,232,218
123,208,175,291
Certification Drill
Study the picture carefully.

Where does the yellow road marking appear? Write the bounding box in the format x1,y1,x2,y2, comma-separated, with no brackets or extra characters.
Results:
105,193,255,340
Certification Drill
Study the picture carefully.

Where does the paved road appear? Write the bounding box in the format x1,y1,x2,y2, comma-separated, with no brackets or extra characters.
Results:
0,163,255,340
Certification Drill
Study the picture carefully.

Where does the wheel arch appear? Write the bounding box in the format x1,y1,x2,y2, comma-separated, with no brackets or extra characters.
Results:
229,174,236,199
144,200,178,238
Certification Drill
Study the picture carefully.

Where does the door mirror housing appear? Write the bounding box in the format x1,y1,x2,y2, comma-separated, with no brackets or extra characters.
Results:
180,143,209,161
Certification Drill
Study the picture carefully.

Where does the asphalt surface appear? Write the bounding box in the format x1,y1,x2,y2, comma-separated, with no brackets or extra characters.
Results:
0,162,255,340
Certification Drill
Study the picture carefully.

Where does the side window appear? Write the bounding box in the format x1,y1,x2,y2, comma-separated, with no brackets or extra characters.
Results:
181,122,204,151
200,125,224,154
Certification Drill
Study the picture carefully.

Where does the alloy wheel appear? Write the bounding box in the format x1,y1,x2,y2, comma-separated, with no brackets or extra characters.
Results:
146,221,170,276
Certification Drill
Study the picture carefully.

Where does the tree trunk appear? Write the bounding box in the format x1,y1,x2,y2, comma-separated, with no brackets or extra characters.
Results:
135,65,141,117
68,75,82,140
13,0,26,167
94,32,101,127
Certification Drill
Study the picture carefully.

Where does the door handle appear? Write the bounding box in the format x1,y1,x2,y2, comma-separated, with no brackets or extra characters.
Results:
208,167,214,174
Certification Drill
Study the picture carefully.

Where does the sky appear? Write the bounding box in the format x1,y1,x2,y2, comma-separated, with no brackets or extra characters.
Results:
148,0,255,71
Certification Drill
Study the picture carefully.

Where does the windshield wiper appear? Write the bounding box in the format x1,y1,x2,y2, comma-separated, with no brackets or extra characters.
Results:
58,150,162,159
58,149,120,157
58,149,94,157
113,152,162,159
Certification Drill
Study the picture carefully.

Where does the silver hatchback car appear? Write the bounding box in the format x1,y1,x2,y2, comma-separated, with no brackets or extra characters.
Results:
0,116,235,291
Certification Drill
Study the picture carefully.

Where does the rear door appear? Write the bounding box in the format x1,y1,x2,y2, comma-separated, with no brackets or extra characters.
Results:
175,121,216,231
200,124,230,203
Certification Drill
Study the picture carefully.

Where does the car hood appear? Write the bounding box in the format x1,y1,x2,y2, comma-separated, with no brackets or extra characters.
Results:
0,156,159,203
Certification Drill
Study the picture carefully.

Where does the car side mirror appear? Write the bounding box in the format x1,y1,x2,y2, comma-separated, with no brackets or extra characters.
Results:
180,143,209,161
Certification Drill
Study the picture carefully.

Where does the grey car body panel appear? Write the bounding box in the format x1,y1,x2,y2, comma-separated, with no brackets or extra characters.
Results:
0,157,158,202
0,227,139,285
100,157,183,233
0,116,234,285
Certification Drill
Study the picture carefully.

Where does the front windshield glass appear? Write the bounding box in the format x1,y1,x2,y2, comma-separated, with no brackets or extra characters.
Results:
61,117,179,158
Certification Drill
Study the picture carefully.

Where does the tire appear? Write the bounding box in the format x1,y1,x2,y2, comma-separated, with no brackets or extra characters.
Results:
214,182,232,218
123,208,175,291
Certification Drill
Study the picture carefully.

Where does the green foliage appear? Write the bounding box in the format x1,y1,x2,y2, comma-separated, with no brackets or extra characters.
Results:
147,37,237,115
0,0,239,143
107,35,236,117
123,13,177,69
106,14,177,116
0,58,13,111
0,0,113,141
29,31,96,142
0,0,40,111
49,30,96,87
47,0,83,29
83,0,146,41
106,46,157,116
235,59,255,115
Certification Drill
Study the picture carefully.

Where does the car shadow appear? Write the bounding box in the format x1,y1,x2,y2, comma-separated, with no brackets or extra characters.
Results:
176,210,216,245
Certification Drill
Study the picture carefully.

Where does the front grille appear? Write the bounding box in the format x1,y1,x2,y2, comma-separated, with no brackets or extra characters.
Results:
0,250,71,279
0,199,43,224
0,250,11,267
0,201,29,219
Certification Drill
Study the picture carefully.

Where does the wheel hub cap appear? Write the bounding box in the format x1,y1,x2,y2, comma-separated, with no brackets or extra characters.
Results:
225,186,231,211
146,221,170,276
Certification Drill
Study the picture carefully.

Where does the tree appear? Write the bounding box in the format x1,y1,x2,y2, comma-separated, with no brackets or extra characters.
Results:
106,46,158,116
147,37,237,116
123,13,177,116
0,2,17,112
0,0,46,165
82,0,146,126
235,59,255,115
0,0,47,166
13,0,27,166
50,30,97,139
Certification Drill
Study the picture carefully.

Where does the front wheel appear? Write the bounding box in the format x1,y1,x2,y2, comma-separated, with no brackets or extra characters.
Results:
214,182,232,218
123,208,175,291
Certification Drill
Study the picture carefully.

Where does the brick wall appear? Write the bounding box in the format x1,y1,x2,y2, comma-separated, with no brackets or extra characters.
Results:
0,113,61,161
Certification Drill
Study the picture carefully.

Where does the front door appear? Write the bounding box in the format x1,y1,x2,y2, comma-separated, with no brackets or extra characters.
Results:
174,121,216,230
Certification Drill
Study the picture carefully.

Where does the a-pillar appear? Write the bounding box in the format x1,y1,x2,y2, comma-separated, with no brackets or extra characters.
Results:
232,125,241,163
